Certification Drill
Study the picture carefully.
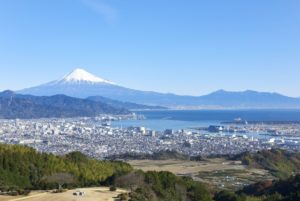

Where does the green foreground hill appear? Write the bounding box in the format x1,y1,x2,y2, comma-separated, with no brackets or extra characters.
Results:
1,144,300,201
0,144,213,201
0,144,132,188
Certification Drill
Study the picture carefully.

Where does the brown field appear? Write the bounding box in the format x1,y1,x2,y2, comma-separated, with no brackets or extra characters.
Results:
128,158,274,190
128,158,245,174
0,187,127,201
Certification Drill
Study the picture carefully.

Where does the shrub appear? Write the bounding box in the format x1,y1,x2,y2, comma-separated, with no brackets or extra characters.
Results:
119,193,129,201
109,186,117,191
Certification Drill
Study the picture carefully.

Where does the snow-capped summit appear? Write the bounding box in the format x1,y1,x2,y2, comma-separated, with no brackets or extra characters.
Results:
61,68,115,84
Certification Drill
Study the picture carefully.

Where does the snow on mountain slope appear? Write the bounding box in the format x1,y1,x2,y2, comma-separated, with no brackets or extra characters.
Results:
59,68,115,84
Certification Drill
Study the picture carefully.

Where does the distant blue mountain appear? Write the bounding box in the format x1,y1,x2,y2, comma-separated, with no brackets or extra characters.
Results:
18,69,300,109
0,90,129,119
196,90,300,108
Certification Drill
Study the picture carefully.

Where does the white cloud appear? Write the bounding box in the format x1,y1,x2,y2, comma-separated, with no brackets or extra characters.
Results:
80,0,117,23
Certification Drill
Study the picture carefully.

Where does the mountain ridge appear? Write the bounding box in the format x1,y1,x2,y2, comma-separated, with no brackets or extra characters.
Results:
18,69,300,108
0,90,130,119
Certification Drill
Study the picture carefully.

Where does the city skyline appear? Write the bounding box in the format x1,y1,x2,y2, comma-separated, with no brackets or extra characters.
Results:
1,0,300,96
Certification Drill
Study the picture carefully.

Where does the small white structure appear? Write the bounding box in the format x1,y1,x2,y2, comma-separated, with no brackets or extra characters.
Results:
73,190,85,196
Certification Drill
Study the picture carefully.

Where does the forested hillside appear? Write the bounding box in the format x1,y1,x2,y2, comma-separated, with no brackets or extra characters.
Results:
0,90,130,119
234,149,300,178
0,144,213,201
112,171,212,201
0,144,132,189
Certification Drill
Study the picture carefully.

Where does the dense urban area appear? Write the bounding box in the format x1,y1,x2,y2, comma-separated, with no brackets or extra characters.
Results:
0,114,300,159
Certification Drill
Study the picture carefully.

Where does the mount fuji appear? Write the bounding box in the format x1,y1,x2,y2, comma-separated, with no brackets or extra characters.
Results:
18,68,300,108
19,68,127,98
19,68,188,106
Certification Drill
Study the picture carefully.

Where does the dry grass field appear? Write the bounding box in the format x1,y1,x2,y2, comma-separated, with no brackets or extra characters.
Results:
128,158,274,190
0,187,127,201
128,158,245,174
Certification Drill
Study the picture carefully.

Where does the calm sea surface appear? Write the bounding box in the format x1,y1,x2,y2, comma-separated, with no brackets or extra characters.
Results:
112,109,300,131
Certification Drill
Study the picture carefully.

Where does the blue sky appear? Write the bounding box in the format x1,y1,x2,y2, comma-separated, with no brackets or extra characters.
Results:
0,0,300,97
